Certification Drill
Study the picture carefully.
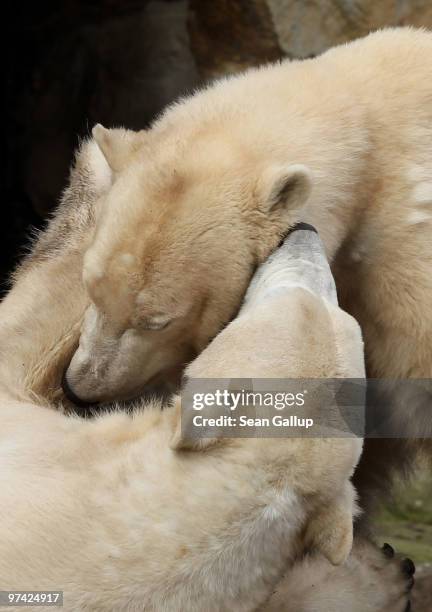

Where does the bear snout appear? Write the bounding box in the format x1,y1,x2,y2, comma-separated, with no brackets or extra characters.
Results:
61,370,100,414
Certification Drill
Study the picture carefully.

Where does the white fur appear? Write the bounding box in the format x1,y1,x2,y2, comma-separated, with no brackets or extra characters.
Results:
0,251,364,611
406,210,431,225
0,128,410,612
64,28,432,417
242,228,338,312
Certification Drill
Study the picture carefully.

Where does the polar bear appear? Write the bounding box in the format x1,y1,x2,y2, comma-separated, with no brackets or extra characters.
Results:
0,138,414,611
0,223,365,611
60,29,432,528
64,28,432,444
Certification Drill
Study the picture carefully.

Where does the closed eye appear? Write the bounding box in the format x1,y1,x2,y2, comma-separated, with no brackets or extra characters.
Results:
145,320,171,331
138,316,173,332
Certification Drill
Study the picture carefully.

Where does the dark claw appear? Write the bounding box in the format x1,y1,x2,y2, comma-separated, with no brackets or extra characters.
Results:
404,601,411,612
402,558,416,577
382,542,395,558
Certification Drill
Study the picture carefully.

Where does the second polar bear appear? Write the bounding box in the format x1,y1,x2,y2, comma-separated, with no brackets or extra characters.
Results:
0,227,363,611
0,136,413,612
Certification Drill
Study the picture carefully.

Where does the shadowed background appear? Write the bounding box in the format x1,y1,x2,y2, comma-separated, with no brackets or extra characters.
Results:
4,0,432,603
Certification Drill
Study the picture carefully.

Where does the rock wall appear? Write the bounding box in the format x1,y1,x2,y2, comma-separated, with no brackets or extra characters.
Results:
267,0,432,58
190,0,432,73
188,0,282,78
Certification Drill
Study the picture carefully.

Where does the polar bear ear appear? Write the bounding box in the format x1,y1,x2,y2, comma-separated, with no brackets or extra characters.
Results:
261,164,313,214
92,124,145,173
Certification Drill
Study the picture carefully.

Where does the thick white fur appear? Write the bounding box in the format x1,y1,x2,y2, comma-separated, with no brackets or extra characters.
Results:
263,537,413,612
63,29,432,446
0,278,363,610
0,140,110,405
0,139,411,611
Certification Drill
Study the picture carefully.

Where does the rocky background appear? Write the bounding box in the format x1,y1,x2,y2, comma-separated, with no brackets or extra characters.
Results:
4,0,432,603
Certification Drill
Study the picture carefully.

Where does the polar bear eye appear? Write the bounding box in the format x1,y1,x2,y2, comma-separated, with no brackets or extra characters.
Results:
138,316,173,332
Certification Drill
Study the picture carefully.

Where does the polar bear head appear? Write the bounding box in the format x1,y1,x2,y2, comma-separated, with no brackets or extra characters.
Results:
64,124,313,404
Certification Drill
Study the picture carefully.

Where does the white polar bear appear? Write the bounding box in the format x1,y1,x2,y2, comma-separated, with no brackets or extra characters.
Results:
60,28,432,520
65,27,432,418
0,225,364,611
0,139,413,611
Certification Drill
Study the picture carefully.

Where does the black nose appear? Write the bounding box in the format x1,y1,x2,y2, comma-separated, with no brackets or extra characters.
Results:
61,371,99,413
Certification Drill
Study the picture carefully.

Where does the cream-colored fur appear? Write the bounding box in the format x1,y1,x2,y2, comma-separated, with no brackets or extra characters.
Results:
63,29,432,460
0,272,362,611
263,538,413,612
0,139,412,611
0,140,110,406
